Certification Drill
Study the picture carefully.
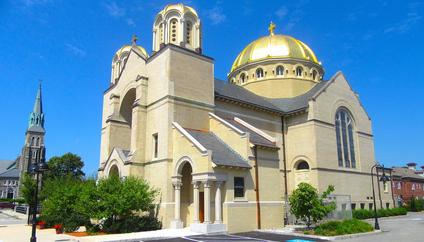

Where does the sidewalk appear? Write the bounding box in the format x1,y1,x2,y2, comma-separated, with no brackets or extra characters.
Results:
0,224,78,242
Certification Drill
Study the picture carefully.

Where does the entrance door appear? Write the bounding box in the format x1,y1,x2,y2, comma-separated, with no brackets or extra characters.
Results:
199,192,204,223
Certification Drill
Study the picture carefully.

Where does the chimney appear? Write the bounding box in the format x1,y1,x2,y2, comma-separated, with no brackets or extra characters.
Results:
407,162,417,170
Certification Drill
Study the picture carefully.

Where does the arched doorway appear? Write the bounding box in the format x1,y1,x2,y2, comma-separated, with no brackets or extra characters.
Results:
294,160,311,187
7,188,14,199
109,164,119,178
180,162,193,226
119,89,136,126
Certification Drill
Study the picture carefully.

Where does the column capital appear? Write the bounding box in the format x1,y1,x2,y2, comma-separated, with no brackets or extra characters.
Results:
203,180,212,188
172,181,182,189
215,181,224,187
192,181,200,189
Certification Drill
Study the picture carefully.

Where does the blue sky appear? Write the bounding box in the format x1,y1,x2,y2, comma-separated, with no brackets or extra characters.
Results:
1,0,423,176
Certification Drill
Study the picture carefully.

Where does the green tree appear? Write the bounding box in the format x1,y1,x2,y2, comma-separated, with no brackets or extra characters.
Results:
21,173,36,206
40,177,96,232
44,153,85,180
289,182,335,227
93,176,158,221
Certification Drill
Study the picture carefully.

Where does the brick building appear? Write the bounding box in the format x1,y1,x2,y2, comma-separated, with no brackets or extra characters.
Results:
392,163,424,206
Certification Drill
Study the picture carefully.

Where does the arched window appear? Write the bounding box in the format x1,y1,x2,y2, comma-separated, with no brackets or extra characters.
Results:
186,21,193,45
31,137,35,146
256,68,264,78
240,73,246,83
296,66,303,77
36,137,40,147
296,161,310,170
312,70,318,80
335,109,356,168
276,65,284,76
169,18,178,44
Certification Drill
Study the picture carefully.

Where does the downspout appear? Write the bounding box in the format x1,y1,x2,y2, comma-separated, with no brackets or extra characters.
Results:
281,116,289,225
253,145,261,229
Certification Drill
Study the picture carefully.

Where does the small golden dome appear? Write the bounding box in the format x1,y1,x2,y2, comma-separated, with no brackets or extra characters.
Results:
159,3,198,17
114,45,148,62
231,29,320,72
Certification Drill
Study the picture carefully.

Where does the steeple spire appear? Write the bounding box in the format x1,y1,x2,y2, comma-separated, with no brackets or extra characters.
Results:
28,81,45,133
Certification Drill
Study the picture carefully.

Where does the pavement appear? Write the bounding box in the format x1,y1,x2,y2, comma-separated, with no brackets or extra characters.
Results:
343,212,424,242
0,209,423,242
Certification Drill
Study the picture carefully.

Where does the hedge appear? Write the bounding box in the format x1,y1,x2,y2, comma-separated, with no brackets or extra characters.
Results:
352,207,407,219
314,219,373,236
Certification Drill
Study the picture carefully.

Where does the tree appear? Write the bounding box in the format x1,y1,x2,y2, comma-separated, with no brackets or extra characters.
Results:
21,173,36,206
289,182,335,228
44,153,85,180
40,177,96,232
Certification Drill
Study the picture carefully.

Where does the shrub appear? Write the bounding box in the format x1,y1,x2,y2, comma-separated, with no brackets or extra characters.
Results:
406,197,424,212
289,183,335,228
314,219,373,236
102,216,162,233
352,207,407,219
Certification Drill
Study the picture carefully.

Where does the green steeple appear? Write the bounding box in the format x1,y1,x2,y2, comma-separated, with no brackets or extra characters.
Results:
28,82,45,133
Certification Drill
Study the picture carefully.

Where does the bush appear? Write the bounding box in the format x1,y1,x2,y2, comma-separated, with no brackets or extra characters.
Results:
314,219,373,236
352,207,407,219
289,183,335,227
406,197,424,212
102,216,162,233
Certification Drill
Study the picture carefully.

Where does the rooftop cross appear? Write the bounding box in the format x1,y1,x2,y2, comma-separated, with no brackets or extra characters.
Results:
268,21,276,36
132,34,138,45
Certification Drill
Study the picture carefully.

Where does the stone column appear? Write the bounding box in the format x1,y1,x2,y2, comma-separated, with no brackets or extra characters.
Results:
192,181,200,223
214,181,223,224
204,181,211,224
170,180,183,228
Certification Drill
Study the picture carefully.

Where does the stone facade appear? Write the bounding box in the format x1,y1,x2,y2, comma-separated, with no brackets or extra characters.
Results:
98,3,393,233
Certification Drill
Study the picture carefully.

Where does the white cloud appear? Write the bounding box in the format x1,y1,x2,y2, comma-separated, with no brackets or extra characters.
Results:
384,2,423,34
275,6,288,19
104,1,126,17
207,7,226,25
65,43,86,57
126,18,136,27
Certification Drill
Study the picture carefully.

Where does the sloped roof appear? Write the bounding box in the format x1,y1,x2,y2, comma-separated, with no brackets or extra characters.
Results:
186,129,251,169
225,118,277,148
214,75,334,114
0,160,15,174
392,167,424,181
0,168,20,178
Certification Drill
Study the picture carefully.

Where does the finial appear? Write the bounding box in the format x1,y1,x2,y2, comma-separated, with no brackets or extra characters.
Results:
132,34,138,45
268,21,276,36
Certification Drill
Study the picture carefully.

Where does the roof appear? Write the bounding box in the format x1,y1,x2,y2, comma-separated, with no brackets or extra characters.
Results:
0,160,15,174
0,168,20,178
392,167,424,181
214,78,331,114
186,129,251,169
225,118,277,148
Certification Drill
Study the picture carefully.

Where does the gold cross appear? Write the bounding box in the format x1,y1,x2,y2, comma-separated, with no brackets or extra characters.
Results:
268,21,276,35
132,34,138,45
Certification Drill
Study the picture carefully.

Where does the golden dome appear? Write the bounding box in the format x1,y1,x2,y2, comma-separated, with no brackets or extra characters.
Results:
159,3,198,17
231,31,320,72
114,45,148,62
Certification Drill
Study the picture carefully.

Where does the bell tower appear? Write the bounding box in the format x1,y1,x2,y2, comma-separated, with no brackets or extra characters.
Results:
18,82,46,177
152,3,202,53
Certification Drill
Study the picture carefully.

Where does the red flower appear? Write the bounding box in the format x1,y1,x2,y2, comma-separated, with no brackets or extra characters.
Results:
53,224,63,229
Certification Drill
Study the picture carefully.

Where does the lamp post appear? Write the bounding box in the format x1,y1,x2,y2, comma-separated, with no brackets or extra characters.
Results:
370,163,390,230
29,149,48,242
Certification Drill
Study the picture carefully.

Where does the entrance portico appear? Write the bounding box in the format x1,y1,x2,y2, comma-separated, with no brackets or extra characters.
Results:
170,165,227,233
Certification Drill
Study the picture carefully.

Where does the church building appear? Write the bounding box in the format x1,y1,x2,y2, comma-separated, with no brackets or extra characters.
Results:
97,3,393,233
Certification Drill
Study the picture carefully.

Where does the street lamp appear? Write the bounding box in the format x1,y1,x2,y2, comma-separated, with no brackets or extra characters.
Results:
29,150,48,242
370,163,391,230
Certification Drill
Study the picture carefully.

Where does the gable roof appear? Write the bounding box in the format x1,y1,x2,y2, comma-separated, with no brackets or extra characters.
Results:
0,160,15,174
214,73,338,115
225,118,278,148
0,168,20,178
185,129,251,169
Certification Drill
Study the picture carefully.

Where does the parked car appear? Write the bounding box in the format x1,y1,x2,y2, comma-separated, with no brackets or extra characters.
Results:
0,202,15,209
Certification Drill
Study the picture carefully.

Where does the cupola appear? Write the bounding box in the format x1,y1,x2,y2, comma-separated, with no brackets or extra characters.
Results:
152,3,202,53
228,22,324,99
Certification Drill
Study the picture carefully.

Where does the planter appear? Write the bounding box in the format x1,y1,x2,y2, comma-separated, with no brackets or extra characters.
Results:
54,224,63,234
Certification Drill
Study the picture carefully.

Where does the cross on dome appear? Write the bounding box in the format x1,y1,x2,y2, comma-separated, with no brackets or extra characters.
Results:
132,34,138,45
268,21,276,35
